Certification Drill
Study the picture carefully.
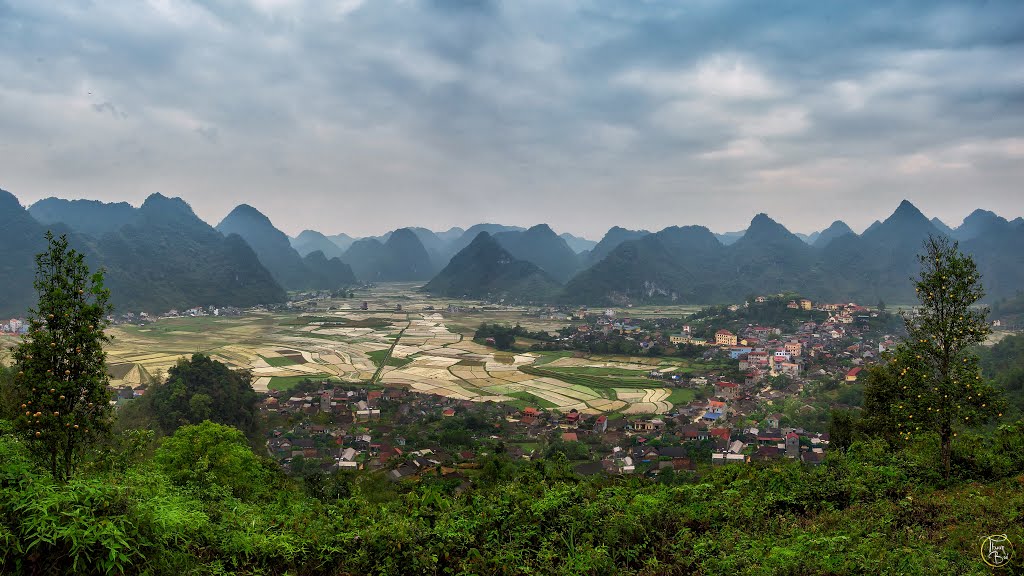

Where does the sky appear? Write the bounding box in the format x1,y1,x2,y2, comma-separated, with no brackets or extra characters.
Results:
1,0,1023,239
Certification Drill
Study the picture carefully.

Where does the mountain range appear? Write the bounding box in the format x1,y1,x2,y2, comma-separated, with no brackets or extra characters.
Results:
216,205,356,290
563,200,1024,306
3,191,285,316
2,188,1021,314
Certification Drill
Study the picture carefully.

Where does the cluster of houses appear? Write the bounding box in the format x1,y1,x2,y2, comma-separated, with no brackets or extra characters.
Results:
0,318,27,335
259,383,833,480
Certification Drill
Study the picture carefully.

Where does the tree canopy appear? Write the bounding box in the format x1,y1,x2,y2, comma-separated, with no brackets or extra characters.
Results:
863,235,1004,477
146,354,259,435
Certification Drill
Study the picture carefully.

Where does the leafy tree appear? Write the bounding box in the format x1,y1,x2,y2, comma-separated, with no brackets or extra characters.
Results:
146,353,259,435
11,232,112,481
866,236,1003,478
154,420,270,500
828,409,857,452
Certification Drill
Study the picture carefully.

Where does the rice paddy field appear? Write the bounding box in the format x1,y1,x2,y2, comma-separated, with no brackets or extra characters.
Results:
8,283,713,415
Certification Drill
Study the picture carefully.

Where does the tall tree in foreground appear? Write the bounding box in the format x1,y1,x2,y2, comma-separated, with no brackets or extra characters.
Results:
865,235,1003,478
12,232,112,481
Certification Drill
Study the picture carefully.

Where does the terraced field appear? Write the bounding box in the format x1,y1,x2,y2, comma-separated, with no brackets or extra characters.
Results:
89,284,708,413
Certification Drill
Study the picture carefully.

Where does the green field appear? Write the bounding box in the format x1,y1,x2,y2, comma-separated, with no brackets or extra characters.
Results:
280,316,395,329
666,388,696,406
505,391,558,409
269,375,321,391
521,365,653,390
367,349,412,368
261,355,299,368
530,351,576,366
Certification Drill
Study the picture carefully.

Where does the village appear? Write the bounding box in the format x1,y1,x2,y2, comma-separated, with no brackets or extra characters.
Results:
230,295,905,481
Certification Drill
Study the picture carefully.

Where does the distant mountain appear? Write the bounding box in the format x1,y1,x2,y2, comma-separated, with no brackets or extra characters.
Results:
954,209,1010,241
559,232,597,254
714,230,745,246
217,205,316,290
493,224,580,283
436,227,465,243
342,228,434,282
586,227,650,266
291,230,345,259
448,224,525,256
565,225,726,304
422,232,560,302
0,190,58,316
217,205,355,290
813,220,855,249
960,216,1024,306
931,217,955,236
561,201,1021,306
1,191,287,315
29,197,138,237
794,231,820,245
383,228,436,280
406,227,453,270
326,233,356,252
729,214,817,292
302,250,357,288
90,194,286,312
814,200,943,304
342,238,387,282
862,220,882,235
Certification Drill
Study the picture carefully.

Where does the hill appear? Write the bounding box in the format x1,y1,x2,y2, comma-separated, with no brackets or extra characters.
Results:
326,232,356,252
91,194,287,312
585,226,650,266
812,220,854,248
0,190,59,316
290,230,345,260
422,232,560,301
560,232,597,253
493,224,580,283
447,224,525,256
343,228,434,282
28,197,138,237
217,205,355,290
1,191,287,315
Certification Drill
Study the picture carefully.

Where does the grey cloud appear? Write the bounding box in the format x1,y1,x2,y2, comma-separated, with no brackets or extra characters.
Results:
0,0,1021,238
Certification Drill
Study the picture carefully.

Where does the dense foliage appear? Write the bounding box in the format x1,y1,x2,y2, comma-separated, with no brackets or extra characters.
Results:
474,323,554,351
11,233,112,481
143,354,260,436
979,333,1024,418
1,421,1023,575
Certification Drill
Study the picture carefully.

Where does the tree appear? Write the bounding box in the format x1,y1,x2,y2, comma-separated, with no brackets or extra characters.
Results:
828,409,857,452
146,354,259,435
866,235,1003,478
877,299,886,312
11,232,112,481
154,420,270,500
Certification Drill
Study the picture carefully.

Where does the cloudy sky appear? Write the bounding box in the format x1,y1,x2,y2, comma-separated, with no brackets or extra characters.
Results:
1,0,1022,238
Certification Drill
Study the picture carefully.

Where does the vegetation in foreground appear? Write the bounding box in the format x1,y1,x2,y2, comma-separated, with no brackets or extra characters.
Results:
0,234,1023,574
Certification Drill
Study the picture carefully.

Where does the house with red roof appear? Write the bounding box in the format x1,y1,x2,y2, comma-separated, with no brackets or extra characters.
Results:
714,381,739,400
